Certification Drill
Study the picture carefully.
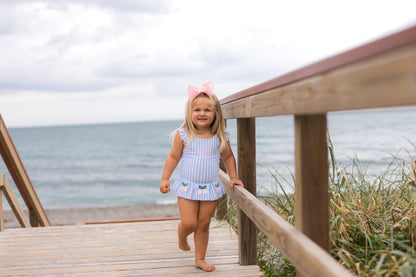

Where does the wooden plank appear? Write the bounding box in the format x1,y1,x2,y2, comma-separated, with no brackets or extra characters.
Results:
221,25,416,105
0,256,253,272
0,184,3,231
0,174,31,228
219,170,354,277
222,43,416,119
1,243,240,263
0,114,50,226
0,220,262,276
0,262,260,277
237,118,257,265
76,216,181,225
294,114,329,251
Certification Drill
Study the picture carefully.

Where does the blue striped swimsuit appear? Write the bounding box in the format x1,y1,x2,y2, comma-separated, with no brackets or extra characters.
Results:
171,127,228,201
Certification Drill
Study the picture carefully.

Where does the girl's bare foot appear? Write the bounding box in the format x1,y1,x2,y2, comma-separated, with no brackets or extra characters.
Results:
178,237,191,251
195,260,215,272
178,222,191,251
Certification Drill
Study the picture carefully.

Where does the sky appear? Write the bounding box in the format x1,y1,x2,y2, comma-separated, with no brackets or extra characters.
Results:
0,0,415,128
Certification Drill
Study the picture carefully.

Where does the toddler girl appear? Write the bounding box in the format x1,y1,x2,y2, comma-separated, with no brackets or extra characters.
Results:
160,81,243,272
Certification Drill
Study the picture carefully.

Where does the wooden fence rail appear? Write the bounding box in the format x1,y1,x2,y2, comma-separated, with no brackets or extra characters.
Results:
0,114,50,227
0,173,31,230
219,171,353,277
220,25,416,275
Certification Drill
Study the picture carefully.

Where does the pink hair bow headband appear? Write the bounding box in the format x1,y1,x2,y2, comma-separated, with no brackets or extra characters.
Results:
188,81,214,101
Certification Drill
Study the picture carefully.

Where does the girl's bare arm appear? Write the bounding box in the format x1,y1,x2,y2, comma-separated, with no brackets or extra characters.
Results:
221,142,244,189
160,131,183,193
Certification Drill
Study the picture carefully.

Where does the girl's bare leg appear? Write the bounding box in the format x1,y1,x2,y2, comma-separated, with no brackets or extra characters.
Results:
194,200,218,272
177,197,199,251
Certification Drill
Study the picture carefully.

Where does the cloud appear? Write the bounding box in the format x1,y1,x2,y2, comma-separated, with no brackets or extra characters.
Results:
2,0,415,94
0,0,174,93
0,0,415,127
0,0,171,14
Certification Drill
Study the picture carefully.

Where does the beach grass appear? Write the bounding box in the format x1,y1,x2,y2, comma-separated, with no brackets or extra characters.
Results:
227,138,416,276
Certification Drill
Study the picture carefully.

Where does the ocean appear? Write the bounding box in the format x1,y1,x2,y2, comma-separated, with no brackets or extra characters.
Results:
1,108,416,210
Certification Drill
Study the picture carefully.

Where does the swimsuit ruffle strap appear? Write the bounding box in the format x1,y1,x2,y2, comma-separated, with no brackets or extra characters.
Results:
178,127,188,144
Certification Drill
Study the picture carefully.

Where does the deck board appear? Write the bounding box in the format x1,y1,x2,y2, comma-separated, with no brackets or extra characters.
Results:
0,219,261,276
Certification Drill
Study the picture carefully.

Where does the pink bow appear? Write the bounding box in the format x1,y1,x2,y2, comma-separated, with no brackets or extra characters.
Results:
188,81,214,101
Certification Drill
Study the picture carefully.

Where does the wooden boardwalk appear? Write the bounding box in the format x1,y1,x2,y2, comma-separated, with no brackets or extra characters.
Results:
0,219,261,276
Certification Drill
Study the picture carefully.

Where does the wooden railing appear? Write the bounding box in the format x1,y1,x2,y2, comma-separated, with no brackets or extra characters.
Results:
219,171,352,276
219,25,416,276
0,115,50,229
0,173,31,230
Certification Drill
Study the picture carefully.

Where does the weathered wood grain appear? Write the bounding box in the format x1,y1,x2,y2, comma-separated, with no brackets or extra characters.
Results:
236,118,257,265
222,43,416,119
221,25,416,105
0,219,262,276
0,186,3,231
0,114,50,226
0,174,31,229
220,170,354,277
294,114,329,251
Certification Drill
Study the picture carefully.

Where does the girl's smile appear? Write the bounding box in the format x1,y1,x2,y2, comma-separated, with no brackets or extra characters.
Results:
192,96,215,131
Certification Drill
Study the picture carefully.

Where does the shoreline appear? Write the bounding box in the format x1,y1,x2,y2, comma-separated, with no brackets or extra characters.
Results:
2,203,180,228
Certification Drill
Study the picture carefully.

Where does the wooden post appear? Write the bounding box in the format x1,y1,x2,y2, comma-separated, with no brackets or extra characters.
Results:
294,114,329,252
237,118,257,265
0,182,4,231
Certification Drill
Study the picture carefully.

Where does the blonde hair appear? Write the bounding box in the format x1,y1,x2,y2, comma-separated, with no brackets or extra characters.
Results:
175,93,228,153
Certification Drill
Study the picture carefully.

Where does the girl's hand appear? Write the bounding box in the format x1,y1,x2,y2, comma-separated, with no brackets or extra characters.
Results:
230,178,244,190
160,180,170,194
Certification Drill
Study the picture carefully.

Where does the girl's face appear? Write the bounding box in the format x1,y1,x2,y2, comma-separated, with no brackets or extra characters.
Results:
191,96,215,131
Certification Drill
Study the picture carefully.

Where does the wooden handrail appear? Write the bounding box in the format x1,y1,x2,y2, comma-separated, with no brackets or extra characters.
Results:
221,41,416,119
220,171,353,277
0,114,50,227
0,174,31,229
220,25,416,120
219,24,416,276
221,25,416,106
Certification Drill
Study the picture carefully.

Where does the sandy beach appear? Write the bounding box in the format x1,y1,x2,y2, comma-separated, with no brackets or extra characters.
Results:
2,203,180,228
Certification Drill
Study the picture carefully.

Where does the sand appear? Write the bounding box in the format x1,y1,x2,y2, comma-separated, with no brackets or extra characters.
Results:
2,203,180,228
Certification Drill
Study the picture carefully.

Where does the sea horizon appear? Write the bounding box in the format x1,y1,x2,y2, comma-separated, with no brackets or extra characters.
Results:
7,105,416,130
1,107,416,210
